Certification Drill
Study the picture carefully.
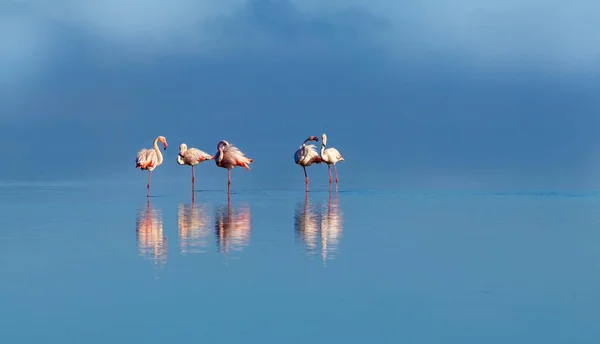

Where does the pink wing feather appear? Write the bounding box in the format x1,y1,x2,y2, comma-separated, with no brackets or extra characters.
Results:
136,149,157,169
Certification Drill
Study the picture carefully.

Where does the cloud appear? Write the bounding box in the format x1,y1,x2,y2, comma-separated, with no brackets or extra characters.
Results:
0,0,599,187
0,0,386,86
1,0,598,83
413,0,599,72
202,0,391,58
0,3,53,89
46,0,239,52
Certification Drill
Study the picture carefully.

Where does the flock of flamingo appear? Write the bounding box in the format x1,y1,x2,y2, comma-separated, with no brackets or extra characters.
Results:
135,134,344,195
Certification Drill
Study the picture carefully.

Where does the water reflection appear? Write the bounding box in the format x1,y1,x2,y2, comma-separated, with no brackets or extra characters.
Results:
178,197,211,255
135,199,167,266
295,195,320,254
294,192,343,264
214,196,252,254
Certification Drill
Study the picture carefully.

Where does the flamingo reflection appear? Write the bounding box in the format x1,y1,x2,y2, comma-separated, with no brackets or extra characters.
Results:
178,196,211,255
294,194,320,255
320,191,343,263
136,199,167,266
294,192,343,265
214,195,251,254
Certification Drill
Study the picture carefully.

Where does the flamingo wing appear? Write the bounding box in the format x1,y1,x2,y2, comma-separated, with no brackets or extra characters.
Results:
306,154,323,165
186,148,214,162
294,146,305,164
224,144,253,170
324,147,343,163
304,144,322,164
136,149,157,169
331,148,344,161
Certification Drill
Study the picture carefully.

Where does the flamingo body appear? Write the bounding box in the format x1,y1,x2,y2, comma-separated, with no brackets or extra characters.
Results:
294,144,323,166
178,143,214,187
136,149,160,171
215,141,253,171
295,136,322,192
321,147,344,165
178,144,214,166
214,140,253,191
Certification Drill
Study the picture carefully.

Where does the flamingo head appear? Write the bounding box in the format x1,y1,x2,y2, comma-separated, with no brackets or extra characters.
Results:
321,133,327,146
217,140,229,149
158,136,168,150
179,143,187,154
303,136,319,144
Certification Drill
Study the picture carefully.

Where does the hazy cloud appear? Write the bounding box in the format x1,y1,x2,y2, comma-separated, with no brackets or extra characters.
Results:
2,0,599,82
0,0,598,188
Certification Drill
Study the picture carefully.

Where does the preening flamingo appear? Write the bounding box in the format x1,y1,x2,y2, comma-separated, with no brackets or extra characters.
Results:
214,140,253,192
135,136,168,195
320,133,344,186
177,143,214,188
294,136,323,192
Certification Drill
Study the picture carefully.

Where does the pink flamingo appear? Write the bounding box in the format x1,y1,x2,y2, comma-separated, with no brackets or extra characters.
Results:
294,136,323,192
320,133,344,186
214,140,253,192
135,136,168,195
177,143,214,188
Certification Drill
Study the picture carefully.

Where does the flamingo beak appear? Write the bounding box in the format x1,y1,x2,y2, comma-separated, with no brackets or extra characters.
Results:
163,143,168,150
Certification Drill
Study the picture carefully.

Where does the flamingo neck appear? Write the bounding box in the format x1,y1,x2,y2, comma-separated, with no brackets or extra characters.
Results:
320,142,326,157
153,137,164,165
217,147,224,164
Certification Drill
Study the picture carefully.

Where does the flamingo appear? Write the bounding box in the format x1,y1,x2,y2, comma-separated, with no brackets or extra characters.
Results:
320,133,344,186
135,136,168,196
214,140,253,192
294,136,323,192
177,143,214,188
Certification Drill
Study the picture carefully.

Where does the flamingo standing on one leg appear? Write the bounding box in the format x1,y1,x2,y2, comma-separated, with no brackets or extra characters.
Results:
136,136,168,196
214,140,253,193
294,136,323,192
320,133,344,187
177,143,214,189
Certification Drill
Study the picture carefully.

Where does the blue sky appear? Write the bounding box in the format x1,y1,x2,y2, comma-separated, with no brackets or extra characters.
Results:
1,0,599,190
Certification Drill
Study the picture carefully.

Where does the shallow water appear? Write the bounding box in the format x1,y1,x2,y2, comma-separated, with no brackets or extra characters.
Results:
1,182,599,343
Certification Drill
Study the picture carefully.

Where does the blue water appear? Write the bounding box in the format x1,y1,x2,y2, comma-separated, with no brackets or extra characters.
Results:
1,182,600,343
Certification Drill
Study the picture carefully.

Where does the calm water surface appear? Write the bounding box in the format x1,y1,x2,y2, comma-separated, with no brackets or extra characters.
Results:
1,183,600,343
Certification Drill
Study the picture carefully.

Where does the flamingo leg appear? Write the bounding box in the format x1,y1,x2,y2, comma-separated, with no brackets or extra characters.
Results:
192,166,196,184
334,164,339,184
191,167,195,202
147,171,152,196
227,170,231,193
328,165,332,184
303,166,309,192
